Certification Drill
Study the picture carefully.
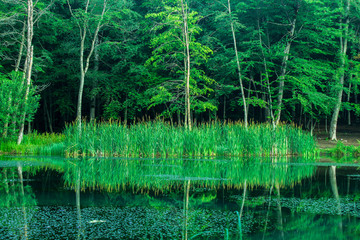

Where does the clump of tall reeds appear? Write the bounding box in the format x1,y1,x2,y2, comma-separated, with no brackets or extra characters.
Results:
63,121,316,157
0,132,65,155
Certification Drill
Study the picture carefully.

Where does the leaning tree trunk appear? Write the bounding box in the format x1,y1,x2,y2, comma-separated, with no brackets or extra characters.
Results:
329,0,350,141
228,0,248,128
274,3,299,126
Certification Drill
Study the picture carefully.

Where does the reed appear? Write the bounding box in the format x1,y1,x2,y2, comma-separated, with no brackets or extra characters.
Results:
0,132,65,155
63,121,316,157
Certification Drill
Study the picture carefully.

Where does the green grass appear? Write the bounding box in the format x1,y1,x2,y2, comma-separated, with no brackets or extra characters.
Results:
321,141,360,161
0,132,65,155
63,121,316,157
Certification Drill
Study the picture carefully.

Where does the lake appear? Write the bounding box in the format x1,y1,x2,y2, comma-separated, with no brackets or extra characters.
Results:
0,156,359,239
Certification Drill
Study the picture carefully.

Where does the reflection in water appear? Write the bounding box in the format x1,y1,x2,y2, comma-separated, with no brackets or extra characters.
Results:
0,163,37,239
62,157,317,191
183,179,190,240
0,156,360,239
76,165,83,240
275,182,284,240
329,165,343,233
17,163,28,240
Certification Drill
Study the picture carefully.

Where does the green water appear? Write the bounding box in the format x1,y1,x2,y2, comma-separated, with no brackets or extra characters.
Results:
0,156,359,239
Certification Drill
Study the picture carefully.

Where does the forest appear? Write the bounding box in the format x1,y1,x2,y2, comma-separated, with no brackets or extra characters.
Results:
1,0,360,145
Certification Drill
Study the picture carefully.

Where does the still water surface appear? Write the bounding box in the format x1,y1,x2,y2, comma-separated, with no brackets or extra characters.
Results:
0,156,359,239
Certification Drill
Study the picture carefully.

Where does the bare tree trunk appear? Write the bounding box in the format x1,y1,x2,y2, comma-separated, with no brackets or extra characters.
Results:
17,0,34,145
258,20,275,128
330,0,350,140
69,0,107,132
228,0,248,128
181,0,192,131
15,20,27,72
275,3,300,125
90,37,99,121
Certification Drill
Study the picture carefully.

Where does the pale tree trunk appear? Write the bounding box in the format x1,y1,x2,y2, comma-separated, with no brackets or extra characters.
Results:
258,20,275,128
15,20,27,72
68,0,107,132
17,0,34,145
275,182,284,240
17,164,28,239
90,37,99,121
182,179,190,240
239,180,247,219
329,166,343,230
181,0,192,131
274,3,300,126
228,0,248,128
330,0,350,140
76,166,83,239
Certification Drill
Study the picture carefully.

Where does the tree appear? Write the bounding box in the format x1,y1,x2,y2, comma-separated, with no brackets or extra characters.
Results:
146,0,213,129
0,71,39,139
329,0,351,140
226,0,248,128
67,0,107,131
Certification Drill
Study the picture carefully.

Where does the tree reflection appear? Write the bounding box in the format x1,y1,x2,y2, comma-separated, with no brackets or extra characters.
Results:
0,164,37,239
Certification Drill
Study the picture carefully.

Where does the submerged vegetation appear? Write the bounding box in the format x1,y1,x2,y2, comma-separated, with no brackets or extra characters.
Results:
63,121,316,157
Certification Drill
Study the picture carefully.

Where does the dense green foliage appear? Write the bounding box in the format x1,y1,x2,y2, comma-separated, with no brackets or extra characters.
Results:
0,0,360,135
63,121,316,157
0,71,40,138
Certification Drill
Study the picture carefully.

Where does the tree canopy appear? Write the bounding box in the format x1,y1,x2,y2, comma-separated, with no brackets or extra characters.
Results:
1,0,360,139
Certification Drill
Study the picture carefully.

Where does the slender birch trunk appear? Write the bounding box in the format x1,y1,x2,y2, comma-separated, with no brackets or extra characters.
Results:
90,37,99,121
15,20,27,72
228,0,248,128
17,0,34,145
68,0,107,132
330,0,350,140
181,0,191,130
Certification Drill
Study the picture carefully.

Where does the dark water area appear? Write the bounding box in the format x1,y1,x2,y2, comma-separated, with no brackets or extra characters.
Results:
0,156,359,239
